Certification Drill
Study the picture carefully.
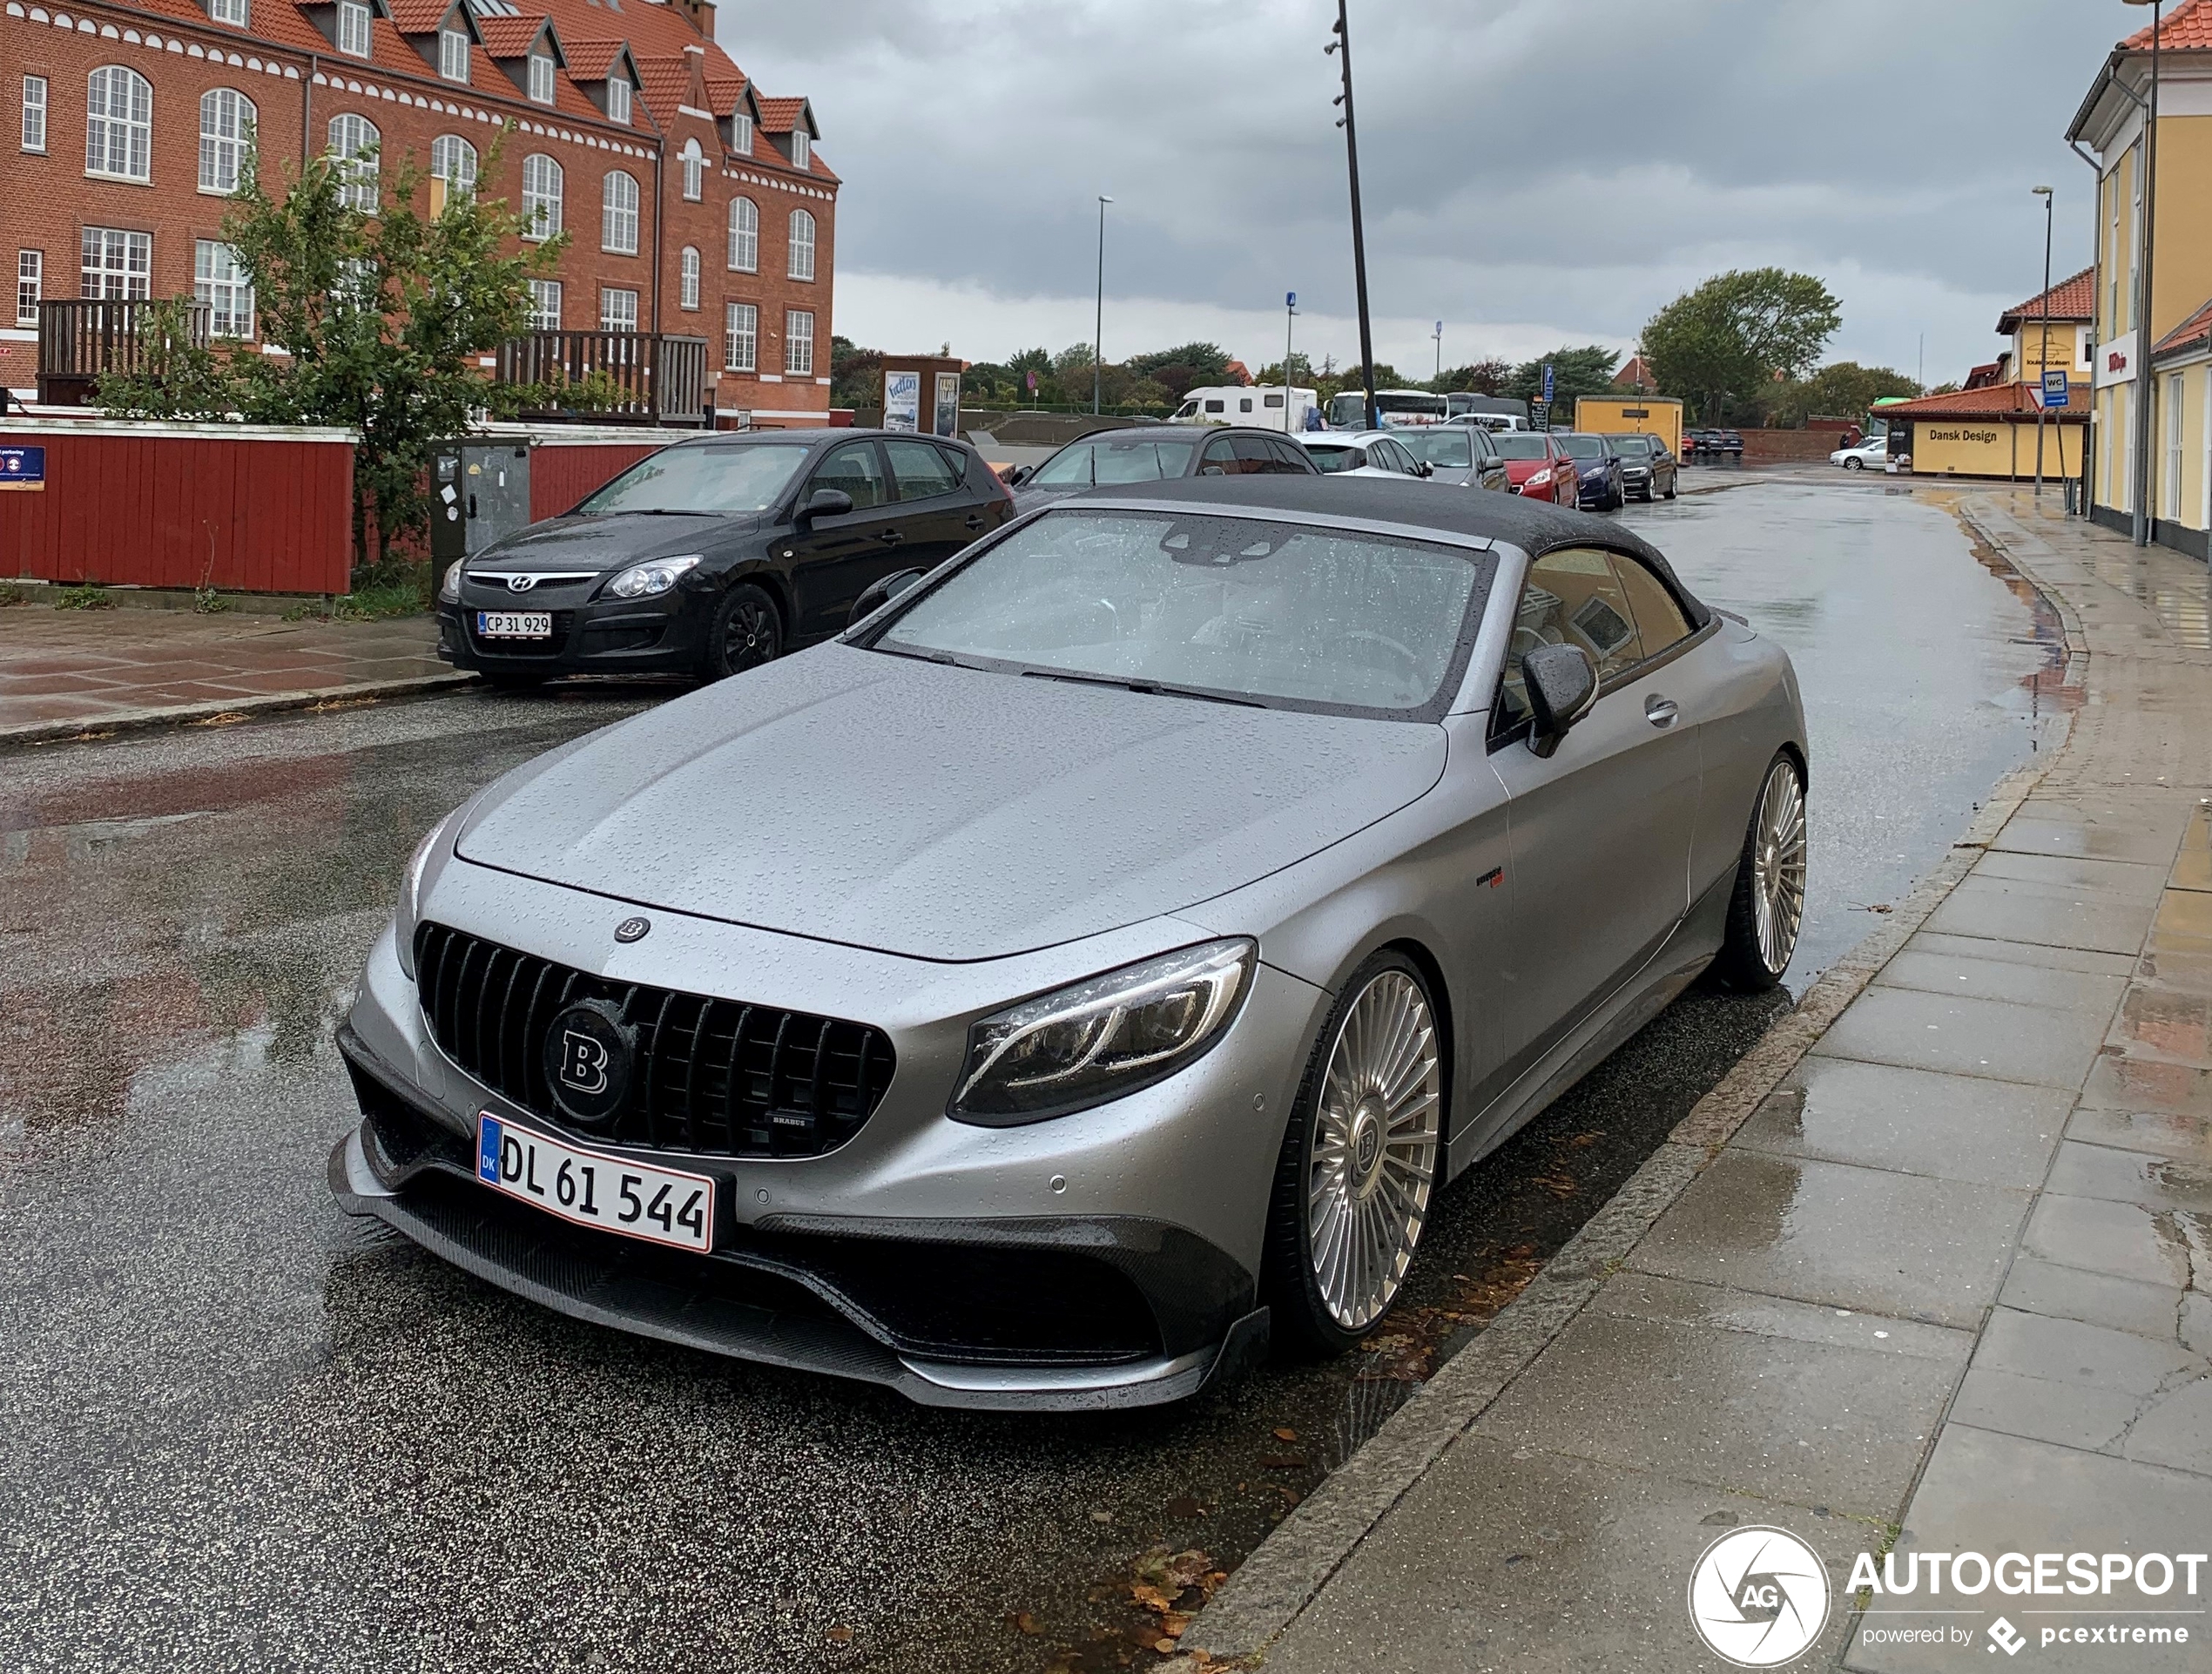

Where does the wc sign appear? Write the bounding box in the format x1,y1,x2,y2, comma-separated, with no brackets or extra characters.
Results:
0,444,45,490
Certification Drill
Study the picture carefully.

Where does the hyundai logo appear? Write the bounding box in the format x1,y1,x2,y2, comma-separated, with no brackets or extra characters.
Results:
506,574,538,593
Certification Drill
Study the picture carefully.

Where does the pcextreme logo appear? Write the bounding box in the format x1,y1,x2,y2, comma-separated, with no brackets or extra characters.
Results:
1689,1526,1831,1666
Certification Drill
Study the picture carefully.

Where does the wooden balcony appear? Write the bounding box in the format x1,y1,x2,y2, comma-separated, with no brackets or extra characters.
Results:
495,330,711,427
37,298,212,407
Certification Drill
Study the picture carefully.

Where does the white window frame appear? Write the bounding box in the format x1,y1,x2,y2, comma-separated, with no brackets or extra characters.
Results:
336,0,371,57
786,208,815,281
80,226,152,300
22,76,47,153
85,65,152,183
210,0,248,23
2166,371,2185,522
789,127,808,172
194,240,253,338
600,287,637,333
730,111,752,156
439,26,469,84
724,300,756,372
327,112,380,213
728,196,758,272
601,169,638,255
520,152,561,240
2201,367,2212,532
605,76,630,125
429,132,477,200
678,246,699,311
528,277,561,331
198,87,255,195
679,138,704,201
17,250,43,327
2128,145,2143,334
527,51,555,105
785,308,813,377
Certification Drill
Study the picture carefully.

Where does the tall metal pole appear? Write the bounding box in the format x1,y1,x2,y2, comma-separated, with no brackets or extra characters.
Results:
1331,0,1379,432
1285,291,1298,433
2034,186,2054,496
1093,194,1112,416
1433,320,1443,381
2136,2,2161,544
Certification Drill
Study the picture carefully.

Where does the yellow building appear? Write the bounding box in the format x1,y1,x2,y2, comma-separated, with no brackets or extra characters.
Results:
2067,0,2212,552
1880,384,2086,482
1993,269,2094,391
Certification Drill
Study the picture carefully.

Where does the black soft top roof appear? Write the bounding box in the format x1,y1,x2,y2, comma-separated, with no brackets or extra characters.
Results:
1077,476,1712,630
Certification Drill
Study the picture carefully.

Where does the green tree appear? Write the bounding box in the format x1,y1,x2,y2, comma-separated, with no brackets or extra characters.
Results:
1642,268,1841,423
99,135,579,570
1501,345,1621,408
1764,361,1921,429
1432,357,1512,395
828,334,882,410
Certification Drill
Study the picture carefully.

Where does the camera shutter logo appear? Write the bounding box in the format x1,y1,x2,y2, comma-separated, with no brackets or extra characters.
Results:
1688,1525,1831,1667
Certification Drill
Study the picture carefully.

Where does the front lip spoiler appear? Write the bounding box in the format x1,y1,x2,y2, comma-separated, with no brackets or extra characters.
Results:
328,1127,1270,1411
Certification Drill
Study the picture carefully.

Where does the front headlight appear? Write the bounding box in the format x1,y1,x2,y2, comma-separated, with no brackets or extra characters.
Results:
394,820,443,979
438,562,462,604
1527,469,1552,489
950,939,1256,1125
605,554,702,599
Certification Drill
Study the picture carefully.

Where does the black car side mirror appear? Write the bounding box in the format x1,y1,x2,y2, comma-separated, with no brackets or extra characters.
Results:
1007,465,1035,488
1522,643,1597,758
797,488,853,528
1416,460,1434,477
849,567,924,626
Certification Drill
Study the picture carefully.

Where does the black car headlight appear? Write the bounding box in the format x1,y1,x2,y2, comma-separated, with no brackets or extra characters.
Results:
605,554,702,599
438,562,463,604
950,939,1256,1124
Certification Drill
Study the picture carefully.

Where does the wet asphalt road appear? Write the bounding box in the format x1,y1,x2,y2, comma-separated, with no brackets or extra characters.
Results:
0,477,2059,1674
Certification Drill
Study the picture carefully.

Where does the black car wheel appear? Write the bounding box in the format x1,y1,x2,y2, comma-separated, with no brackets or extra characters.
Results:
700,582,782,681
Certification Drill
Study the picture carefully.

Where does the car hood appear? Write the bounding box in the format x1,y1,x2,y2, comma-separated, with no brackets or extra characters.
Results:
469,510,759,574
455,644,1447,962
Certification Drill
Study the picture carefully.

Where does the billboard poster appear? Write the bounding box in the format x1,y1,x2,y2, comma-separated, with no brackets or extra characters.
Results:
934,372,961,438
883,371,921,432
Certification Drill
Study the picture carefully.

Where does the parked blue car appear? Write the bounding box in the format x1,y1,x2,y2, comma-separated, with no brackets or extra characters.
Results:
1561,434,1626,512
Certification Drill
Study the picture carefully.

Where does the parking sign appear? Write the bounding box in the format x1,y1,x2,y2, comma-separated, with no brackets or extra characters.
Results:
1541,363,1556,404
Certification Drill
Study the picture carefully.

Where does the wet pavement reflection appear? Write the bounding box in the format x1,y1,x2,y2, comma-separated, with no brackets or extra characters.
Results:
0,481,2060,1674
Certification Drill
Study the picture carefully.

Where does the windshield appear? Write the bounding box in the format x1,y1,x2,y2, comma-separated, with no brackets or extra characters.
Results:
1492,435,1552,460
1561,435,1607,461
1403,430,1473,469
1031,435,1197,488
1374,393,1447,417
1304,444,1364,475
577,442,811,514
874,510,1491,718
1608,435,1652,456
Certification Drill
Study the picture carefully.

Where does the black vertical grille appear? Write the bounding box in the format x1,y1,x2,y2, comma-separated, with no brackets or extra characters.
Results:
413,922,896,1158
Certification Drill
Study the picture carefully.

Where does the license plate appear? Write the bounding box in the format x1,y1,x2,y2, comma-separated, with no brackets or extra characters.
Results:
475,611,553,639
475,1113,715,1253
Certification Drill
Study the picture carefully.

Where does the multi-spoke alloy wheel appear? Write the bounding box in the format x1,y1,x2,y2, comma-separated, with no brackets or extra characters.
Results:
1716,753,1808,990
1304,969,1442,1334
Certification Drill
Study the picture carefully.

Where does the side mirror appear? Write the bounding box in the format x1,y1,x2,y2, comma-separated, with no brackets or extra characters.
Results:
797,488,853,528
1006,464,1034,488
849,567,924,626
1522,643,1596,758
1416,460,1434,477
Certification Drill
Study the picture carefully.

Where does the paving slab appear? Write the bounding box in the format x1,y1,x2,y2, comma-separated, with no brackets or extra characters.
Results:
1906,929,2138,977
1986,811,2193,867
1807,982,2112,1089
1924,874,2163,955
1735,1057,2070,1190
2019,1192,2207,1291
1872,944,2131,1013
1949,1306,2201,1455
1968,848,2172,901
2077,1054,2212,1119
1999,1253,2196,1343
2064,1105,2212,1165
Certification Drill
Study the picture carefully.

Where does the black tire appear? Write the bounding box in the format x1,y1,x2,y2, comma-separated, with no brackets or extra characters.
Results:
1260,949,1444,1358
481,671,548,690
1712,753,1808,991
699,582,782,682
1663,482,1677,500
1843,457,1865,471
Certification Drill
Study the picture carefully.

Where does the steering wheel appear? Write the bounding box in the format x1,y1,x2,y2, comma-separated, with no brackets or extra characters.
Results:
1344,628,1424,677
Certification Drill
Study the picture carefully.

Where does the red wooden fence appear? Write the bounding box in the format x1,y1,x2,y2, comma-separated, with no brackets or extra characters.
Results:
0,420,355,594
527,437,680,522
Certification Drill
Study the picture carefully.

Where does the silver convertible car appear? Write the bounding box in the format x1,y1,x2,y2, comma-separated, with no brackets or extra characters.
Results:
332,477,1808,1410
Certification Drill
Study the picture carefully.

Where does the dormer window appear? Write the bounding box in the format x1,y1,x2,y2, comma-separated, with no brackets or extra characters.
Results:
527,51,554,104
605,76,630,125
209,0,247,25
336,0,371,57
438,26,469,82
789,127,808,171
730,111,751,154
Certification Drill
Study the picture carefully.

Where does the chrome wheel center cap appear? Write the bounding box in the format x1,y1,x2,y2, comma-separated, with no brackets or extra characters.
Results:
1349,1096,1386,1196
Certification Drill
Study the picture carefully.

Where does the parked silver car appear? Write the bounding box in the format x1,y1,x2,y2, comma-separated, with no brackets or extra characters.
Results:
332,478,1809,1411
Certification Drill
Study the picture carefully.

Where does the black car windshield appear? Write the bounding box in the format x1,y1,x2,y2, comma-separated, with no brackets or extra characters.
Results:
1561,435,1608,461
1608,435,1653,456
1491,435,1553,459
874,509,1490,718
1030,435,1198,488
577,442,812,514
1402,430,1474,469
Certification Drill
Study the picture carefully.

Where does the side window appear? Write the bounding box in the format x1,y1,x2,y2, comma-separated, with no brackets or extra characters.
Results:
1610,554,1693,657
1264,437,1313,473
810,440,888,510
1386,439,1418,473
885,437,961,501
1494,547,1644,732
1199,435,1243,476
1232,435,1304,475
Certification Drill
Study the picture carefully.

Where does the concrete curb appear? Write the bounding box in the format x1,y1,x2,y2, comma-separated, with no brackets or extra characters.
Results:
0,670,475,753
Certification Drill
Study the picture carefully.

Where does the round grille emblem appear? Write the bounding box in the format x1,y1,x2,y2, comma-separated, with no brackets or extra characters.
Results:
614,916,651,944
543,998,635,1126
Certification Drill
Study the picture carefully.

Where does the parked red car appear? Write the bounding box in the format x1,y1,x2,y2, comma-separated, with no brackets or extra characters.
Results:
1491,432,1581,504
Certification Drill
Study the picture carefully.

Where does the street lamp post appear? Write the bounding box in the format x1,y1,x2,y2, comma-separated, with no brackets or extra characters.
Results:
1093,195,1113,416
1285,291,1298,434
1328,0,1379,432
2125,0,2161,545
2034,185,2054,496
1433,320,1443,381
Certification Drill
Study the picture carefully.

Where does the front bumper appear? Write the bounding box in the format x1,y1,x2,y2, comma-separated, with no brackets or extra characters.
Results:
437,584,704,678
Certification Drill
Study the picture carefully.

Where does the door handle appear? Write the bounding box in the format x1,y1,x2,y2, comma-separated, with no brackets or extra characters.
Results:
1644,695,1680,728
875,530,904,545
964,514,987,530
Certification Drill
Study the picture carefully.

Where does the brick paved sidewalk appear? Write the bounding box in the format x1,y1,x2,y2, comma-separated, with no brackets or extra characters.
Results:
0,603,458,744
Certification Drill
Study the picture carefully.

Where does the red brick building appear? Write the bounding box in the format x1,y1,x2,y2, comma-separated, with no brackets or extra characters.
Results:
2,0,837,422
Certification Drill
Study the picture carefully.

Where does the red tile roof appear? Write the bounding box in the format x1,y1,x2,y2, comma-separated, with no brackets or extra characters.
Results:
1995,266,2095,332
2123,0,2212,50
1881,382,2083,419
2153,295,2212,359
384,0,456,32
475,15,555,57
754,95,809,133
560,36,630,79
632,55,700,122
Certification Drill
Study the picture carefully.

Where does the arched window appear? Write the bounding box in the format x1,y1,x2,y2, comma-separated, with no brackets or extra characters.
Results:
679,137,704,201
787,207,815,281
86,65,152,181
520,152,561,240
198,87,255,194
728,196,758,272
602,169,638,255
327,111,380,213
679,246,699,311
430,133,477,200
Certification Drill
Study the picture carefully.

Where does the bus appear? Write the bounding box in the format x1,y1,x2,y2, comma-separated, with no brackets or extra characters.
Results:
1325,388,1448,429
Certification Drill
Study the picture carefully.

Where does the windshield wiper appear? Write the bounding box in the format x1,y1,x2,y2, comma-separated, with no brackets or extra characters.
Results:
1020,668,1264,707
873,644,982,670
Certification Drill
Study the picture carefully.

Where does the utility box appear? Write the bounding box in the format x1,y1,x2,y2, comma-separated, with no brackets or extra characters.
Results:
429,442,532,592
1574,395,1684,456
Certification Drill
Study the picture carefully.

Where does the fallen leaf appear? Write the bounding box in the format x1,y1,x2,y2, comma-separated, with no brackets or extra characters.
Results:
1865,901,1893,914
188,711,250,727
1565,1132,1601,1149
826,1624,854,1645
1090,1509,1116,1524
1504,1242,1536,1259
1258,1453,1305,1469
1154,1640,1178,1656
1532,1171,1577,1198
1009,1610,1042,1636
1131,1583,1178,1615
1157,1611,1190,1637
1271,1427,1298,1442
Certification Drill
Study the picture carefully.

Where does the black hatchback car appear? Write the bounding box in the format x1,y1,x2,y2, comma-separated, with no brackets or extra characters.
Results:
1009,423,1318,510
436,430,1014,686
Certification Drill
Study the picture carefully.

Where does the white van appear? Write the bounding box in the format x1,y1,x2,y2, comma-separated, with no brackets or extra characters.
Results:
1169,385,1319,433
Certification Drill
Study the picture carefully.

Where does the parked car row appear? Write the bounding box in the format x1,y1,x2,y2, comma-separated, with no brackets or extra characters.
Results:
1683,429,1743,462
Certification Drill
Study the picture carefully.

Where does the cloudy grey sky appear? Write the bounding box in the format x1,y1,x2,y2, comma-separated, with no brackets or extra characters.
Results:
717,0,2128,385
